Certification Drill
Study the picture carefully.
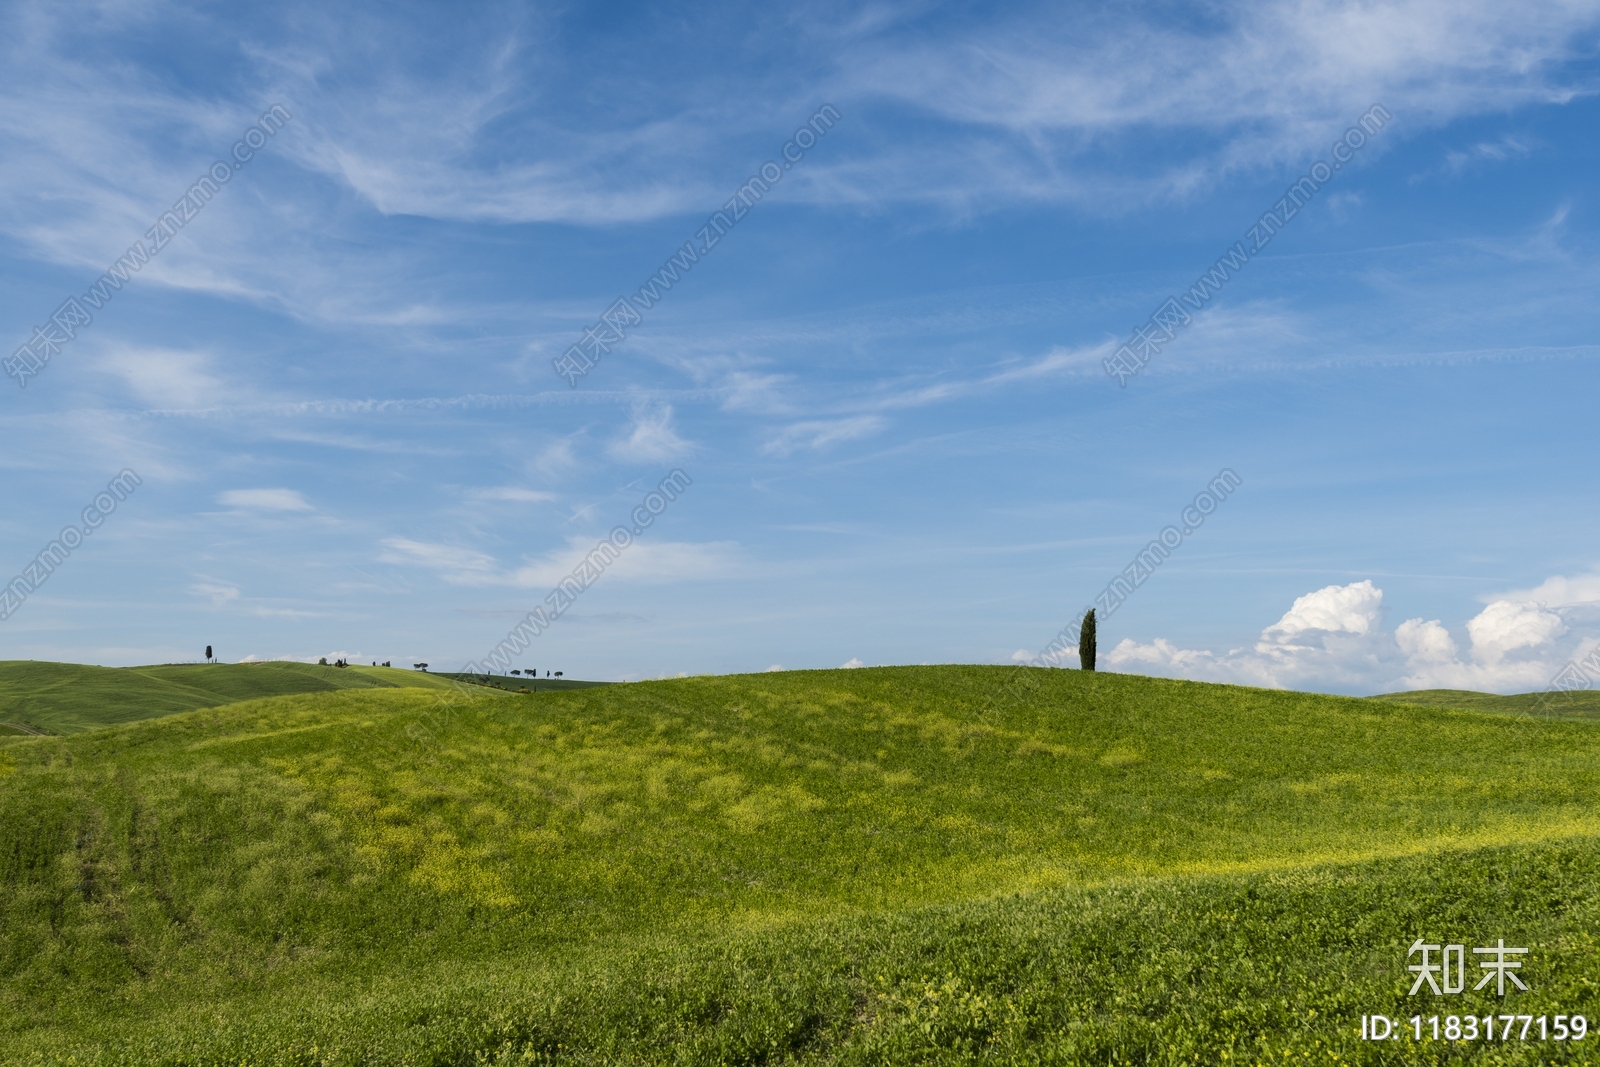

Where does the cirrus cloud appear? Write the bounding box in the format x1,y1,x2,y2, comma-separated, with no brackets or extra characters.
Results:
380,534,743,588
218,488,313,512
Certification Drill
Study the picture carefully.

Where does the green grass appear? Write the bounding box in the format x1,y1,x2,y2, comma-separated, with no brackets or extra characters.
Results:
0,660,473,735
437,671,611,694
4,666,1600,1063
1376,687,1600,720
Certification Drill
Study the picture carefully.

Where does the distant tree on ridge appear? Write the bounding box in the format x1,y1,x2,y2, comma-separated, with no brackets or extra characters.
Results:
1079,609,1096,672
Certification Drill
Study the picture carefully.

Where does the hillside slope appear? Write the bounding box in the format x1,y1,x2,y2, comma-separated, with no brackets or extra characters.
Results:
0,660,472,735
1376,686,1600,719
4,666,1600,1064
437,671,610,694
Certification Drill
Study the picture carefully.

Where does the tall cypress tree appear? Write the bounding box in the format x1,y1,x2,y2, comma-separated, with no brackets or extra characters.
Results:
1079,609,1096,671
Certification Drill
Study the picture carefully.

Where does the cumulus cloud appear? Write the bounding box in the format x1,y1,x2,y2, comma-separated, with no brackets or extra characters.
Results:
1258,580,1383,650
218,488,313,511
1498,570,1600,609
1391,600,1562,692
1106,637,1219,674
1465,600,1566,664
1104,574,1599,695
841,657,865,669
1395,617,1457,664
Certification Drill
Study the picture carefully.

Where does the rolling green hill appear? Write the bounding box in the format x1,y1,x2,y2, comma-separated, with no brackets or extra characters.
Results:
0,660,473,736
1376,686,1600,719
4,666,1600,1064
437,671,610,694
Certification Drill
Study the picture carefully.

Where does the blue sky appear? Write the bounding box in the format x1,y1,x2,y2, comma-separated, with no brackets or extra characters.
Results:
2,0,1599,694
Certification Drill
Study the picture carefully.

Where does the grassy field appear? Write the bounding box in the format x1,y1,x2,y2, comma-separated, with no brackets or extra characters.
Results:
437,672,610,695
0,660,469,735
1376,687,1600,719
3,665,1600,1063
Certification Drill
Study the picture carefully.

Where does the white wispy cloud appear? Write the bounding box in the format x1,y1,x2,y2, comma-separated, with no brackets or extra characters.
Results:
719,372,799,415
380,534,743,588
1441,134,1536,176
505,537,740,587
0,0,1590,403
218,488,313,511
468,487,557,503
840,0,1600,208
533,437,584,477
5,0,1593,299
763,415,887,456
261,0,1597,225
189,581,241,605
99,346,229,409
377,537,498,582
607,406,695,463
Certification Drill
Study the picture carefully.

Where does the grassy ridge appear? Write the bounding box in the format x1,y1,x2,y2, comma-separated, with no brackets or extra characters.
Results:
437,671,611,694
1377,687,1600,719
0,660,469,735
4,666,1600,1062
